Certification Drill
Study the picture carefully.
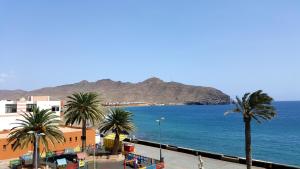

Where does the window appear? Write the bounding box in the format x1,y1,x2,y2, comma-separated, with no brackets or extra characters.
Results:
69,137,72,142
51,106,59,112
3,145,6,151
64,138,66,142
75,137,78,142
26,104,37,112
5,104,17,113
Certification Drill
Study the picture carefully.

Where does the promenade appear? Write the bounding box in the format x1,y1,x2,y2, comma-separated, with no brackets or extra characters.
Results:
0,142,266,169
134,143,264,169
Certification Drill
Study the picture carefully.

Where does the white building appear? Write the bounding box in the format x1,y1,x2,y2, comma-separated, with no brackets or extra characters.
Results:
0,96,62,131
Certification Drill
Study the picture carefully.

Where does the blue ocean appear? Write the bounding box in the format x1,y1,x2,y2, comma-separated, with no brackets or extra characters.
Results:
126,101,300,166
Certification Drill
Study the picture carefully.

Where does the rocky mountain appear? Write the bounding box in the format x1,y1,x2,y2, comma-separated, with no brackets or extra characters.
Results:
0,77,230,105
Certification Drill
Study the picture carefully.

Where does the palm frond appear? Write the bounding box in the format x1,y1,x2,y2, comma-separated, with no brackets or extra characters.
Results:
226,90,277,123
64,92,105,126
99,108,135,135
8,108,64,152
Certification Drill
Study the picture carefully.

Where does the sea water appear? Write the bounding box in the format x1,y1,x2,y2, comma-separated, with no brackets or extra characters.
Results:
126,101,300,166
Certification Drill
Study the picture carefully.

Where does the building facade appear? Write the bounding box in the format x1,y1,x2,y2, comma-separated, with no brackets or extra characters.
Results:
0,96,96,160
0,96,61,131
0,127,95,160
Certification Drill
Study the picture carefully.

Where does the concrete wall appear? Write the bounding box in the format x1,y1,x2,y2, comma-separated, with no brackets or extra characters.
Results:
0,136,28,160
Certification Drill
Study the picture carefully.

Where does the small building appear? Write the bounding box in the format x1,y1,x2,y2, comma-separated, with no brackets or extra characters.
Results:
0,96,96,160
0,96,62,131
0,126,95,160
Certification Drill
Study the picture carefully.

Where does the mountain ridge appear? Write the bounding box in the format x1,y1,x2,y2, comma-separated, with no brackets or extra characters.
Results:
0,77,230,105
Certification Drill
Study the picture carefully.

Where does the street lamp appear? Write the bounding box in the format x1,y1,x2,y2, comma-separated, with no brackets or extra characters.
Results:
92,144,96,169
28,131,45,169
156,117,165,162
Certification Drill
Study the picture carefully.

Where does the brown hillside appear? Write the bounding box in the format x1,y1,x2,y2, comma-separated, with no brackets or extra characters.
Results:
0,77,230,105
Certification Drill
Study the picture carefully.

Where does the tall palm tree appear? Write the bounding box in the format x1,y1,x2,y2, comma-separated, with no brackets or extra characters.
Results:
99,108,135,155
8,107,64,168
64,92,105,152
226,90,276,169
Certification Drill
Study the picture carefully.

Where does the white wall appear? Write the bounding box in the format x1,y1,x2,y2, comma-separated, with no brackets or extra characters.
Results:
37,101,61,116
0,100,21,130
0,114,23,131
0,100,16,115
0,100,61,130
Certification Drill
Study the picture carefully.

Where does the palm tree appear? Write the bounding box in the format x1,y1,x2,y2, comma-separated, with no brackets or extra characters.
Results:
8,107,64,168
99,108,135,155
226,90,276,169
64,92,105,152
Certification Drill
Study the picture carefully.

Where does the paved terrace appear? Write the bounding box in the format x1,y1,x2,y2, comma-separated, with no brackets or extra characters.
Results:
134,143,264,169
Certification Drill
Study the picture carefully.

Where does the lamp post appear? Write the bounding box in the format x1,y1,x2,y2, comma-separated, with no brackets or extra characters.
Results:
156,117,165,162
93,144,96,169
132,135,136,145
28,131,45,169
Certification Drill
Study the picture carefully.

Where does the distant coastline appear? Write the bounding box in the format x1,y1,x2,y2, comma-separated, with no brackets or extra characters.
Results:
103,101,231,107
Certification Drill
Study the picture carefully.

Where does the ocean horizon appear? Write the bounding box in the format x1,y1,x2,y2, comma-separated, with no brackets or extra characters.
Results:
126,101,300,167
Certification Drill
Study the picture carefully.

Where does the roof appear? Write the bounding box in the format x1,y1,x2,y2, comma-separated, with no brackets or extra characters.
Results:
20,154,32,160
104,133,127,141
0,126,91,139
57,126,83,133
64,148,75,154
56,158,67,166
77,152,85,159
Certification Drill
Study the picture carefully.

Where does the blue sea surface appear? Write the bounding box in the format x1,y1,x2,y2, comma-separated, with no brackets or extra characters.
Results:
126,101,300,166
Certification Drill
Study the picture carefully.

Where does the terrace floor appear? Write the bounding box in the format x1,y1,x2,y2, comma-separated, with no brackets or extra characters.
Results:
86,160,124,169
0,143,266,169
0,159,125,169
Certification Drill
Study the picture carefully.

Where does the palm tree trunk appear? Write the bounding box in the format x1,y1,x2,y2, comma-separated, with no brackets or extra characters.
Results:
82,120,87,152
32,140,36,168
32,139,40,168
112,133,120,155
245,118,252,169
37,147,40,168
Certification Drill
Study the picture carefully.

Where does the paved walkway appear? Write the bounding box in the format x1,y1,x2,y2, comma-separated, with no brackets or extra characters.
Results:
0,144,265,169
134,143,264,169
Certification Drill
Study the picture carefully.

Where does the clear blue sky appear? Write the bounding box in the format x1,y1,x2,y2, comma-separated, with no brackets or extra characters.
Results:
0,1,299,101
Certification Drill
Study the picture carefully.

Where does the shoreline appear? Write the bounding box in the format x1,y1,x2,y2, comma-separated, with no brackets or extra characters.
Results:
105,100,300,108
125,138,300,169
104,103,232,108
